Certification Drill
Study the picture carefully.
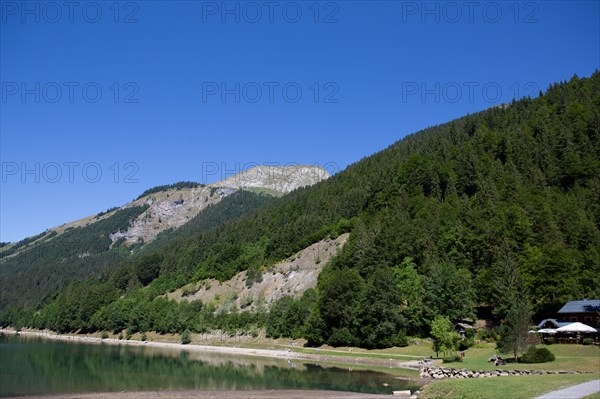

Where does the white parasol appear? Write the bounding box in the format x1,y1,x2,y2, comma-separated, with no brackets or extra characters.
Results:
536,328,558,334
555,322,597,333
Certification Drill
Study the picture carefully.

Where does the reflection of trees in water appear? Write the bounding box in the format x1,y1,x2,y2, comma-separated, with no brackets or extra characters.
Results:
132,344,299,374
1,335,420,396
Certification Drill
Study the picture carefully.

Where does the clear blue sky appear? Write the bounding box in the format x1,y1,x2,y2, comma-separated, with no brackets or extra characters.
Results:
1,0,599,243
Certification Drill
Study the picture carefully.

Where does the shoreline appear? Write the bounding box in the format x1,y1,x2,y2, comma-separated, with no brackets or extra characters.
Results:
0,328,423,372
1,328,302,359
2,389,393,399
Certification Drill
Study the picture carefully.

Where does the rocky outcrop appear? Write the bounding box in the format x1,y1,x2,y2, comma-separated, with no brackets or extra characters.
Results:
166,234,349,311
109,185,223,245
211,165,329,193
109,166,328,246
420,366,587,379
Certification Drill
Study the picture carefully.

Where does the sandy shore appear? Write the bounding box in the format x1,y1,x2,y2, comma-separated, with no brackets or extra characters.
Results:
1,329,423,370
3,389,393,399
2,329,297,360
1,328,314,364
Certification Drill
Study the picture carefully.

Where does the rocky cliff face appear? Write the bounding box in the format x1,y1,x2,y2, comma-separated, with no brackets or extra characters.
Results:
108,185,223,245
166,233,350,311
212,165,330,193
109,165,329,245
4,165,330,252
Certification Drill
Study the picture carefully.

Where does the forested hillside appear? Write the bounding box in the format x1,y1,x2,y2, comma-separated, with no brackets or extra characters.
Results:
2,73,598,348
0,190,276,311
0,206,149,308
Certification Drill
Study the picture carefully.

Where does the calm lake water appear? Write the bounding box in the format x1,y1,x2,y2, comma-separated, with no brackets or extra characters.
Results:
0,333,421,397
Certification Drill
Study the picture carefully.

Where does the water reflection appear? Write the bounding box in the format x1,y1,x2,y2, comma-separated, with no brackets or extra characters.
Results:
0,333,421,397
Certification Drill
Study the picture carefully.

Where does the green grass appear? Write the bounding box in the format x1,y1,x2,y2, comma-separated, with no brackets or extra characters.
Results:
443,343,600,373
421,373,600,399
583,392,600,399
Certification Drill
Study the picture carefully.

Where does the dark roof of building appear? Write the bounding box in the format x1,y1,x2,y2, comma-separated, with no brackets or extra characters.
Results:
557,300,600,314
536,319,572,329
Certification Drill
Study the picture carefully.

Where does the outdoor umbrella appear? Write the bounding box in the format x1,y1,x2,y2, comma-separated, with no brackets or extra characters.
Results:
555,322,597,333
537,328,558,334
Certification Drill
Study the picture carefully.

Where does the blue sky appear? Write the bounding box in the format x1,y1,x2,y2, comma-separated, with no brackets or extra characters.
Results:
1,0,599,243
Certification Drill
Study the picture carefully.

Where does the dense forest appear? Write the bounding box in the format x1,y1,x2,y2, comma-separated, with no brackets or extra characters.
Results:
0,206,150,308
1,73,598,348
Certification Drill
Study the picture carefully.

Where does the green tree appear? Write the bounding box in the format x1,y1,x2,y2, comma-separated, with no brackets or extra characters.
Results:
356,268,407,348
267,289,316,339
181,329,191,344
393,257,424,335
135,254,163,286
492,247,528,320
430,316,459,357
317,268,365,345
496,301,532,361
424,262,475,326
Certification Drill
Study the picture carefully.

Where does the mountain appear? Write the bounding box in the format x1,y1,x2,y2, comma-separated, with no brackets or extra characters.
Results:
0,166,328,308
2,73,599,349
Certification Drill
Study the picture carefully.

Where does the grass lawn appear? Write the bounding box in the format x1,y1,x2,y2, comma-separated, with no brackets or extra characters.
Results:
443,343,600,373
583,392,600,399
421,373,600,399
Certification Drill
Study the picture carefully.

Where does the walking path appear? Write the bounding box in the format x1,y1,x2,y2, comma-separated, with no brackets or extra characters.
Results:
536,379,600,399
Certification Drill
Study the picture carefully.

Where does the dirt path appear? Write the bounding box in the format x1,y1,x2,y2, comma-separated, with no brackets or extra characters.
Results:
536,379,600,399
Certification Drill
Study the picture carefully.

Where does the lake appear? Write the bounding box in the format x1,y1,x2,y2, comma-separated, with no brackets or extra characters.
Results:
0,333,421,397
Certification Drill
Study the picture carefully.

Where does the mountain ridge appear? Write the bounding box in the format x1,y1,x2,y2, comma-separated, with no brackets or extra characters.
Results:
1,165,329,256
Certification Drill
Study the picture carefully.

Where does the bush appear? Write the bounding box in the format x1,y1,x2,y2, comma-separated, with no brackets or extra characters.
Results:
394,332,409,348
181,329,191,345
458,338,475,351
100,331,109,339
141,332,147,341
519,346,555,363
582,338,593,345
118,332,123,340
476,328,499,342
545,337,555,345
328,328,358,347
125,328,132,340
442,354,462,363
